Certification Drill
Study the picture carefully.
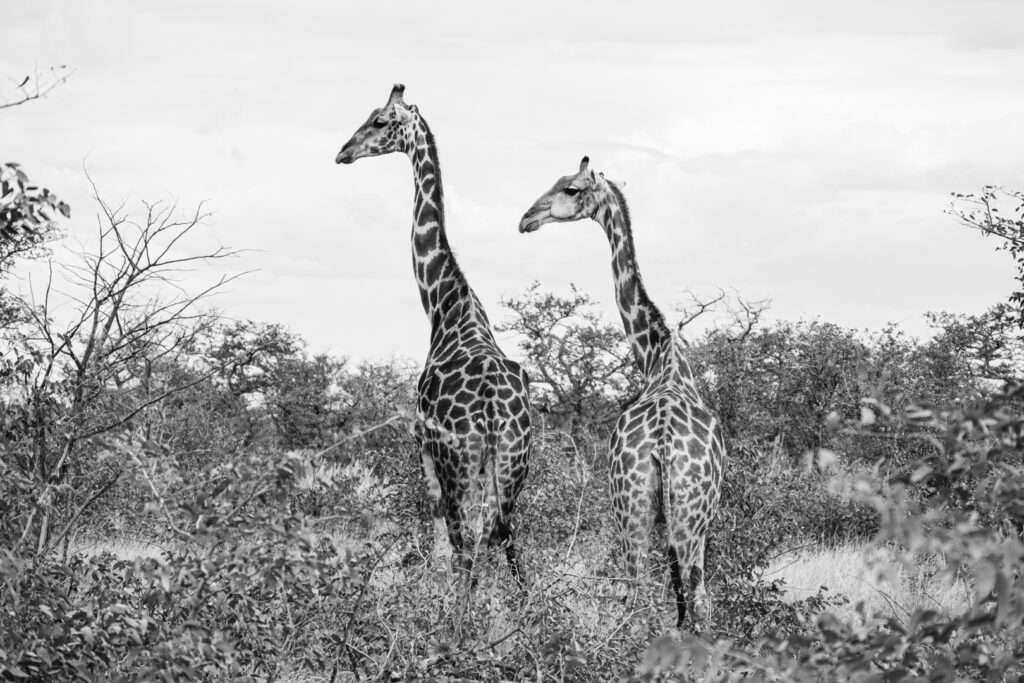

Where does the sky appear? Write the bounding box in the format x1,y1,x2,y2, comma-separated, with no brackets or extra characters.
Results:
3,0,1024,362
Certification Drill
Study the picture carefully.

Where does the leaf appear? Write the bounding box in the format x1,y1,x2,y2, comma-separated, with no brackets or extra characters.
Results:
973,560,996,604
3,664,28,678
995,570,1011,626
910,465,932,483
817,449,837,471
859,406,876,426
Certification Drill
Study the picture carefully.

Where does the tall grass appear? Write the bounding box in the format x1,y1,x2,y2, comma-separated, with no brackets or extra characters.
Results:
766,543,972,624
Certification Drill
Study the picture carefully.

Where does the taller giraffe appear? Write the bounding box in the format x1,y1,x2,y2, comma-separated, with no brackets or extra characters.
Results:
336,85,531,581
518,157,724,627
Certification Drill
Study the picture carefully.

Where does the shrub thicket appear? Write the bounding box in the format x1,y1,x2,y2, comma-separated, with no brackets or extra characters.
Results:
4,179,1024,680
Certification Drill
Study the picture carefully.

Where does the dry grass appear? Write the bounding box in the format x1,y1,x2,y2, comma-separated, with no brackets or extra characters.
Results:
69,536,166,562
765,542,972,624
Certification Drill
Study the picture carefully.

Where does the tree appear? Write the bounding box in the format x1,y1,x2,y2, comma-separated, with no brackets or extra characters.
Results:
498,281,641,443
1,186,241,555
0,163,68,272
950,186,1024,325
674,287,770,347
1,65,73,323
925,304,1024,387
208,320,353,449
0,65,72,111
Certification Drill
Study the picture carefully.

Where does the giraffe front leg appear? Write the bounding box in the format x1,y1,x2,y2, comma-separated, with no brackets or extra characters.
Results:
420,443,452,570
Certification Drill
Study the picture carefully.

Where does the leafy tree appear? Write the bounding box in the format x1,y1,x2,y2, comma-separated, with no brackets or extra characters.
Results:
0,162,68,272
925,303,1024,387
1,190,240,556
1,66,73,324
209,320,351,449
951,186,1024,325
499,281,641,444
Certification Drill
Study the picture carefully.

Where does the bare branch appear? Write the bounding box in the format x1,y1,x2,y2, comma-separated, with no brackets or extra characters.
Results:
0,65,73,110
675,287,726,334
673,287,771,345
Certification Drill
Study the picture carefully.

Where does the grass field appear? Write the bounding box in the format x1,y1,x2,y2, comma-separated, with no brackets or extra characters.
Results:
766,542,972,625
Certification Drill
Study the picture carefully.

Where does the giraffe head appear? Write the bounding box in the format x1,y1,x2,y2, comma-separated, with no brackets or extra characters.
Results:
519,156,613,233
336,84,419,164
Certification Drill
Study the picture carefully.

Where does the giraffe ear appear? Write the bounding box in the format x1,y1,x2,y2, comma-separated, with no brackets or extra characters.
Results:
600,172,626,189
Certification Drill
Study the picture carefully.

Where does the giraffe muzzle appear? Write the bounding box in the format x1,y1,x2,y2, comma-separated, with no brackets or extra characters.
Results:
336,147,355,164
518,210,548,233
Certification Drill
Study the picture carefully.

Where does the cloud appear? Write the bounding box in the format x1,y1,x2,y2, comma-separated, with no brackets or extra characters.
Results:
3,1,1023,359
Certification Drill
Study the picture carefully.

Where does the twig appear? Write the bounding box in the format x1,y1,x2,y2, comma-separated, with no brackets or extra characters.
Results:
43,468,134,555
129,449,189,539
313,414,405,460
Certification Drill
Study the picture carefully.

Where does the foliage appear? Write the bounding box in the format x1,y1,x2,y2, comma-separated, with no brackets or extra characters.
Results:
5,163,1024,679
1,191,239,557
0,444,376,681
951,187,1024,326
499,281,642,466
0,163,67,273
632,382,1024,682
1,66,72,275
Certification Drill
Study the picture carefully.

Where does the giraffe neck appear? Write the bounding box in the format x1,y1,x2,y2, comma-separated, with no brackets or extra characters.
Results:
405,118,470,329
595,183,672,377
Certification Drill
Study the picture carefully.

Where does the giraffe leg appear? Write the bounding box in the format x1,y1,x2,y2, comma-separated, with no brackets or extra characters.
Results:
445,505,471,577
666,545,688,628
667,544,692,630
419,442,452,568
491,516,524,585
689,538,710,627
431,515,450,568
612,495,652,608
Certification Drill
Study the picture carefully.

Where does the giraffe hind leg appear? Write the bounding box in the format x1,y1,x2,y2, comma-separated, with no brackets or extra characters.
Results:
667,545,687,628
444,502,474,579
690,538,710,626
490,516,524,585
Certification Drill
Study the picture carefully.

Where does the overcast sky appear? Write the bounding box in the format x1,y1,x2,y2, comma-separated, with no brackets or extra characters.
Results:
3,1,1023,362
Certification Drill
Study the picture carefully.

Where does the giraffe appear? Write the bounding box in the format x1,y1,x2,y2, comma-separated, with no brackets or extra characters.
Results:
518,156,724,627
335,84,531,582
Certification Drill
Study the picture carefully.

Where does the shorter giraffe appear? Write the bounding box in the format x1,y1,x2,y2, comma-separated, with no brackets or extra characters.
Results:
518,157,724,627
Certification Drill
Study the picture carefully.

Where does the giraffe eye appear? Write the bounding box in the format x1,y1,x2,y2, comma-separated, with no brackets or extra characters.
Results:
564,187,581,197
372,118,387,129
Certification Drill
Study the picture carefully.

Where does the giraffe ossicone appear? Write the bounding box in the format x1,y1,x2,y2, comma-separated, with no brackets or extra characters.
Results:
519,156,725,628
335,84,532,585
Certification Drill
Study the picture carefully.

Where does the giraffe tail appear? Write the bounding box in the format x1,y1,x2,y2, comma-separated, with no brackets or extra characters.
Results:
483,384,504,526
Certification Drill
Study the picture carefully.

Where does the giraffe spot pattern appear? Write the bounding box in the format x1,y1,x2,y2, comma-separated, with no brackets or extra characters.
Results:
341,96,532,580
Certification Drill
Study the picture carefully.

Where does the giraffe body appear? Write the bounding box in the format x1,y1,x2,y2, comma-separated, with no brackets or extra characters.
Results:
337,85,531,580
608,344,724,624
519,157,724,626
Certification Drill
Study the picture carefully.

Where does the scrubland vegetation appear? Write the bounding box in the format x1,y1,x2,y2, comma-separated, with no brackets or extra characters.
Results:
4,72,1024,681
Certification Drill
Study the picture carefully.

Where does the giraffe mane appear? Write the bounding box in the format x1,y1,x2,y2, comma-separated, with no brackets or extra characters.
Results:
604,179,670,339
416,112,467,285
